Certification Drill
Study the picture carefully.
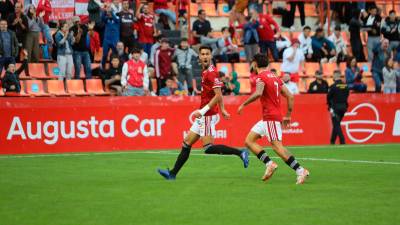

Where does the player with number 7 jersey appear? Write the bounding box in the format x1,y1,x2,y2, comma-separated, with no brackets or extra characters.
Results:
237,54,309,184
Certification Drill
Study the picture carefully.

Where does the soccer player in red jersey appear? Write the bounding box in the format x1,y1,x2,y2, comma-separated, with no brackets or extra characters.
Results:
158,46,249,180
237,54,309,184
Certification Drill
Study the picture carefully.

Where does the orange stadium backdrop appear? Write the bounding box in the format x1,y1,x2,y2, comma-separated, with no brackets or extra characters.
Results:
0,94,399,154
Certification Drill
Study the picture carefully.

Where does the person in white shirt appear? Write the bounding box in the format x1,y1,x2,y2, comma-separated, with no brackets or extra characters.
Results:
275,33,291,59
298,26,313,61
328,25,348,63
281,38,305,83
282,72,299,94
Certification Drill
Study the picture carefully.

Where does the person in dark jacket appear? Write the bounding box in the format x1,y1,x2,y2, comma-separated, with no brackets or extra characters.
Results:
0,19,19,75
1,50,28,94
101,5,120,68
70,16,92,79
308,70,329,93
361,5,382,61
345,56,367,92
327,70,350,145
381,10,399,54
311,28,336,63
0,0,14,21
349,9,366,62
7,2,28,56
103,54,123,95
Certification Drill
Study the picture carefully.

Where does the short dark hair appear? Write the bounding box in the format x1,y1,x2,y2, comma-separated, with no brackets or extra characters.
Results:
221,27,229,32
253,54,269,68
199,45,212,53
334,25,341,31
110,54,120,61
389,10,396,15
303,26,311,31
131,47,141,54
198,9,205,16
181,37,188,42
316,27,323,33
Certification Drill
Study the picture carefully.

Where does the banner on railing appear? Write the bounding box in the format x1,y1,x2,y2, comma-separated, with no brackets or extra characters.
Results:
0,94,399,154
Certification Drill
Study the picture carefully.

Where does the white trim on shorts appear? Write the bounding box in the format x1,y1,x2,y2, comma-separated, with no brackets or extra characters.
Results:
190,115,218,137
251,120,282,142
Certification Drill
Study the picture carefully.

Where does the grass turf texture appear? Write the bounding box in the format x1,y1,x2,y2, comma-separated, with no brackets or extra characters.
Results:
0,144,399,225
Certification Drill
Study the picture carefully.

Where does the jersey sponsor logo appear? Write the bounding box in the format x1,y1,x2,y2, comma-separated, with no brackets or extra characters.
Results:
341,103,385,143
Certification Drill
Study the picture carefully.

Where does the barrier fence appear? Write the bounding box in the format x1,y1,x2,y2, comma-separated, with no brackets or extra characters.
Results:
0,94,399,154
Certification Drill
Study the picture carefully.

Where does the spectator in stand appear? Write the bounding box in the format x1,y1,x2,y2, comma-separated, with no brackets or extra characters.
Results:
381,10,400,54
382,57,398,94
70,16,92,79
150,34,163,66
87,0,104,44
250,7,279,62
192,10,218,47
36,0,53,48
308,70,329,93
281,38,305,83
159,77,185,96
328,25,348,63
371,39,390,92
119,0,135,53
345,56,367,93
7,3,28,61
136,3,156,56
0,0,14,21
312,28,336,63
111,0,122,14
87,22,100,62
349,9,366,62
298,26,313,61
104,54,123,95
121,47,149,96
289,0,305,27
116,41,129,64
55,21,74,80
361,5,382,61
154,0,176,24
229,71,240,95
396,61,400,93
101,4,120,68
282,72,299,94
275,33,291,59
215,27,239,63
1,51,27,94
154,38,174,95
0,19,19,75
242,15,260,62
25,5,43,62
173,38,199,95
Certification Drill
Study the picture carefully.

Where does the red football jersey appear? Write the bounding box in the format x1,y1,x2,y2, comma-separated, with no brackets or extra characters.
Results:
137,14,155,44
257,70,283,121
200,65,223,116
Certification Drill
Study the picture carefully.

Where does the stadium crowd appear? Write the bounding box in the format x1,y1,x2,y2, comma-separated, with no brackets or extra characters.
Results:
1,0,400,96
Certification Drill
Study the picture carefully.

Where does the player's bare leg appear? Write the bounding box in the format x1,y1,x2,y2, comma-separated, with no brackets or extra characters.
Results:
158,131,200,180
245,131,278,181
202,135,250,168
270,141,310,184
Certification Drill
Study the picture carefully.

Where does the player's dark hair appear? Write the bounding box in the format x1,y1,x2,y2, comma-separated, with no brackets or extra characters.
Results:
303,26,311,31
334,25,341,31
199,45,212,53
253,54,269,68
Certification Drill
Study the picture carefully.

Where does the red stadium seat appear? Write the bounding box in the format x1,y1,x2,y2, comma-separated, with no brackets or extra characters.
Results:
238,78,251,94
216,63,233,76
201,3,217,17
86,79,108,96
66,80,88,96
358,62,372,77
189,3,198,17
25,80,50,96
28,63,48,79
233,63,250,78
47,80,69,96
304,62,321,77
47,63,60,79
218,3,230,17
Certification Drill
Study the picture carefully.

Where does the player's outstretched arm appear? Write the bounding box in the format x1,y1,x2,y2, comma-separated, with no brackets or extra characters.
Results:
237,81,264,115
281,85,294,128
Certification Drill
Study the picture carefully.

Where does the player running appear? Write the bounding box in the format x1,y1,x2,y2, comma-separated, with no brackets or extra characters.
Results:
158,45,249,180
237,54,309,184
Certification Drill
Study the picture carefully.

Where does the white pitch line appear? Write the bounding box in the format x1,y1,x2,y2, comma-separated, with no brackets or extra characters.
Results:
0,149,400,165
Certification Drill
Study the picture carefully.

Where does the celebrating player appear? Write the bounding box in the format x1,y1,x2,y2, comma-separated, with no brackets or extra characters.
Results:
237,54,309,184
157,46,249,180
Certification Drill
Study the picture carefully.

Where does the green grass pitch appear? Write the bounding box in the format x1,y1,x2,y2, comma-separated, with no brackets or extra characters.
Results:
1,144,399,225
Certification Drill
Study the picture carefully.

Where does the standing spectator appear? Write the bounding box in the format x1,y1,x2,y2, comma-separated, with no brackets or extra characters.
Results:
25,5,42,62
149,34,163,66
382,57,398,94
0,0,14,21
215,27,239,63
121,48,149,96
308,70,329,93
349,9,366,62
288,1,305,27
87,22,100,62
104,54,123,95
345,56,367,92
361,5,382,61
173,38,199,95
371,39,390,92
1,52,27,94
281,38,305,83
242,15,260,62
136,3,156,56
327,70,349,145
55,21,74,80
311,28,336,63
192,10,216,46
87,0,104,43
70,16,92,79
154,38,174,95
119,0,135,53
116,41,129,64
154,0,176,24
36,0,53,47
328,25,348,63
7,3,28,60
275,33,291,59
0,19,19,75
251,7,279,62
298,26,313,61
101,5,120,68
282,72,299,94
381,10,400,54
